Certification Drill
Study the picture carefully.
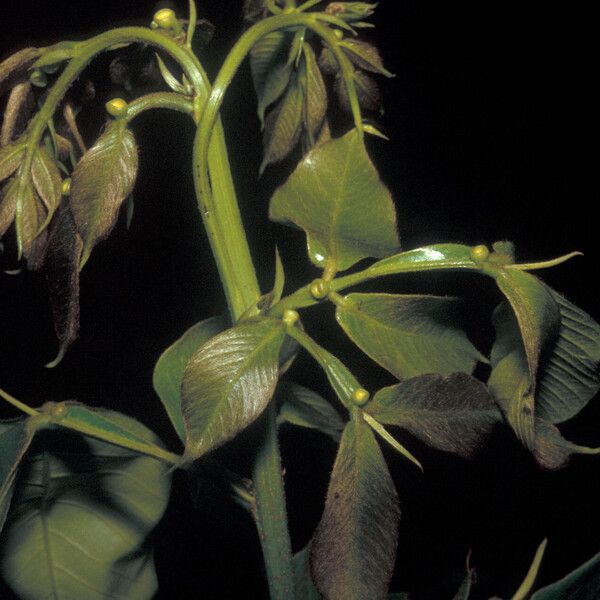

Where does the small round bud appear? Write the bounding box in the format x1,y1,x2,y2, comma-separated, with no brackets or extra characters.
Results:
154,8,177,29
150,20,159,29
309,278,330,300
29,69,48,88
105,98,129,118
333,29,344,40
470,244,490,263
50,402,68,419
282,309,300,327
61,178,72,196
352,388,370,406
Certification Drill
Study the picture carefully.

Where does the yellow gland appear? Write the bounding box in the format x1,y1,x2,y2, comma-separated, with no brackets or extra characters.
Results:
105,98,129,118
50,402,68,419
154,8,177,29
61,178,72,196
282,310,300,327
309,278,330,300
352,388,370,406
470,244,490,263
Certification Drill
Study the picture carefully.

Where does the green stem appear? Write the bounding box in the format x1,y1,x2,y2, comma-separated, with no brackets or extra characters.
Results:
126,92,194,121
0,386,39,416
251,403,295,600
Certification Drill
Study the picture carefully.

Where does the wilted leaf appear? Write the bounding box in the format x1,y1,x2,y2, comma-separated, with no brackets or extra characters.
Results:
182,318,285,459
260,73,304,173
44,202,83,367
368,373,501,457
536,289,600,423
250,30,294,123
1,82,34,146
270,129,399,272
311,417,400,600
0,142,25,182
0,47,41,96
0,410,171,600
153,315,228,441
340,39,393,77
336,293,482,379
531,547,600,599
70,120,138,267
277,381,345,441
0,419,35,533
301,44,327,145
294,544,322,600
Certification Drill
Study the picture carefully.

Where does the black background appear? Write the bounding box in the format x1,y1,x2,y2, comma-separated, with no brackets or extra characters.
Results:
1,1,598,598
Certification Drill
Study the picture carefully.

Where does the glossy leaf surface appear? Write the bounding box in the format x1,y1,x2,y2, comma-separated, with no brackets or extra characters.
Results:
270,129,400,272
277,381,345,441
311,417,399,600
70,120,138,267
368,373,501,457
182,318,285,459
336,293,482,379
0,411,171,600
153,315,227,442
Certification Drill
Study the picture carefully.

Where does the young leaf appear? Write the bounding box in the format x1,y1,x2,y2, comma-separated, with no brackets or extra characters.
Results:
31,146,62,217
250,30,294,124
181,318,286,460
340,39,394,77
270,129,400,272
0,419,35,533
0,142,25,182
0,82,34,146
272,246,285,306
70,119,139,268
260,73,305,174
536,289,600,423
153,315,228,442
44,202,83,367
301,43,327,145
531,548,600,599
277,381,345,440
367,373,502,458
0,180,18,238
0,411,171,600
293,544,322,600
19,179,48,270
336,293,483,379
311,417,400,600
0,47,41,96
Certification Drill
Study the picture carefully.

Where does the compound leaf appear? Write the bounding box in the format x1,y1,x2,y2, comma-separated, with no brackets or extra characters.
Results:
153,315,228,442
336,293,482,379
182,318,285,459
311,417,399,600
270,129,399,272
368,373,501,457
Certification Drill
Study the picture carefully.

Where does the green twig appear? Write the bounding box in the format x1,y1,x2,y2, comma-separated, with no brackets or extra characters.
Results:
0,386,39,417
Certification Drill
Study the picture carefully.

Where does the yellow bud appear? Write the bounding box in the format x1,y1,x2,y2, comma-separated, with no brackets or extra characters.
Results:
50,402,68,419
154,8,177,29
105,98,129,118
309,278,330,300
352,388,370,406
334,29,344,40
61,178,72,196
282,309,300,327
470,244,490,263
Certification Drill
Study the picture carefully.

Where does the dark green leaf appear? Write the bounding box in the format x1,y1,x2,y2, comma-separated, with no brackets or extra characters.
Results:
270,129,400,272
250,30,294,123
340,39,394,77
301,44,327,145
277,381,345,441
0,410,171,600
182,318,285,459
153,315,228,442
0,419,35,533
44,202,83,367
532,548,600,599
0,142,25,182
311,417,400,600
260,73,304,173
337,293,482,379
293,545,322,600
368,373,501,457
70,120,138,267
0,47,41,96
536,290,600,423
31,146,62,217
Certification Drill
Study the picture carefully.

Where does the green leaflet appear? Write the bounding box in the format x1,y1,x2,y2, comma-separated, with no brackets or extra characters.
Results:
367,373,501,458
0,419,35,533
489,272,560,449
0,142,25,182
531,547,600,599
536,290,600,423
511,539,548,600
44,202,83,367
339,39,394,77
301,43,327,145
269,129,400,272
293,545,322,600
19,176,48,270
70,120,138,268
0,47,42,95
260,71,305,174
153,315,228,442
277,381,345,441
181,318,286,460
0,411,171,600
336,293,483,379
310,417,400,600
31,146,62,222
250,29,294,124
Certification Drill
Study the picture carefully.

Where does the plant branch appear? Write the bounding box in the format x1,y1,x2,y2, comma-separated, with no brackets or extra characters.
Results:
0,386,39,417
